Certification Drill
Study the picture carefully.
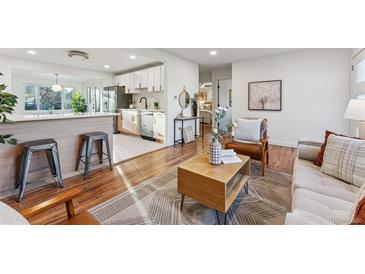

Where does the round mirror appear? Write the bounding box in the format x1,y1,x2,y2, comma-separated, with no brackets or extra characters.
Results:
178,88,190,109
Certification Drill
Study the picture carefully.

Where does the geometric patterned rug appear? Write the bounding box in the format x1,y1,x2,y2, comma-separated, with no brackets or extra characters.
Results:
89,161,292,225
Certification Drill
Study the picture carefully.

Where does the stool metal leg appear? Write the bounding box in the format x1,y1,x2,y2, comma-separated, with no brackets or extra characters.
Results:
16,151,26,189
98,139,103,164
51,145,64,188
104,136,113,171
18,151,33,202
46,149,57,177
75,138,85,171
84,138,93,179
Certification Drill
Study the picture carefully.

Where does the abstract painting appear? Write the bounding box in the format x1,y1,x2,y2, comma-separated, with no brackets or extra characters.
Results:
248,80,282,111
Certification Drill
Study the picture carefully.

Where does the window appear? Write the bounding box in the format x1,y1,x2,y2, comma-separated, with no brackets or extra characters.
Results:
358,59,365,83
24,84,75,111
63,87,75,109
39,86,62,110
24,85,37,110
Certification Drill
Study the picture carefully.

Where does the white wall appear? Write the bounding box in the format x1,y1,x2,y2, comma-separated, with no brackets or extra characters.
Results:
232,49,351,147
0,55,114,113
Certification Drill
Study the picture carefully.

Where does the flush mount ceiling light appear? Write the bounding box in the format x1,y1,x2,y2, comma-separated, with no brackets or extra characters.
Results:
129,55,137,60
209,50,217,56
51,73,62,92
67,50,89,61
104,65,110,69
26,50,37,55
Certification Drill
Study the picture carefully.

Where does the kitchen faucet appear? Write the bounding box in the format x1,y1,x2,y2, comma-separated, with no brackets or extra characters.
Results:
140,97,148,109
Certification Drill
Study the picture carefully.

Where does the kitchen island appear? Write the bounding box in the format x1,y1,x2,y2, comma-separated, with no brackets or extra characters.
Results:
0,112,118,197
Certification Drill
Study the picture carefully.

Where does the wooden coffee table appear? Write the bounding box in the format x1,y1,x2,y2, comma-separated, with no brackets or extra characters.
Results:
178,154,250,224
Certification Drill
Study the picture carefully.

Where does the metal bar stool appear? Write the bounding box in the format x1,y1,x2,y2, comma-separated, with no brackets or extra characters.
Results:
75,131,112,179
17,139,64,202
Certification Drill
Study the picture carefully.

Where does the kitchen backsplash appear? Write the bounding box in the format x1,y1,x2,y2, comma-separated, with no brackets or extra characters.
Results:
132,92,165,110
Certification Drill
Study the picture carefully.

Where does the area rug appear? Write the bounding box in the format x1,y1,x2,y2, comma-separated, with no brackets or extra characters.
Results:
89,161,292,225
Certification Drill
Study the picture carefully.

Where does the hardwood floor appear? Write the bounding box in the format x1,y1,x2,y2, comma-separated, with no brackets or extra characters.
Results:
1,125,297,224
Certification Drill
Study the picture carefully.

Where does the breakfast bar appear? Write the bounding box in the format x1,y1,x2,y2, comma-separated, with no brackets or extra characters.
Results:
0,112,118,196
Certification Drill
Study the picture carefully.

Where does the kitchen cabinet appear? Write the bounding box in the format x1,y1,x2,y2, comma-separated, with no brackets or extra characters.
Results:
121,110,140,135
154,66,161,92
128,73,135,93
134,71,141,90
114,75,123,86
141,69,148,89
134,70,148,90
116,65,164,94
147,67,154,92
160,65,164,91
153,112,165,141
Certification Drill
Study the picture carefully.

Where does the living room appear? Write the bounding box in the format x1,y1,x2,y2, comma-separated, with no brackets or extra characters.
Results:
1,1,364,274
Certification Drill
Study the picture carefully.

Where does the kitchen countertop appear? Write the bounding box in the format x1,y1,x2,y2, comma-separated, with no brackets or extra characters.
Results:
118,109,165,113
9,112,119,122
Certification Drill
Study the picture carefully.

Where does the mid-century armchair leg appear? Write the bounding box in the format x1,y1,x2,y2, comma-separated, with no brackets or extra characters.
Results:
261,158,265,176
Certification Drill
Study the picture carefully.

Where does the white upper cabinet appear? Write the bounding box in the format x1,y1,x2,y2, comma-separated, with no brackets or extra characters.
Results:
154,66,161,91
114,74,124,86
147,67,154,92
134,71,141,90
124,74,130,93
160,65,164,91
140,69,148,89
129,72,135,93
117,65,164,94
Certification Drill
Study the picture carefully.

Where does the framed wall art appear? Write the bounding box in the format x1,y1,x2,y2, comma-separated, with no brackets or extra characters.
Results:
248,80,282,111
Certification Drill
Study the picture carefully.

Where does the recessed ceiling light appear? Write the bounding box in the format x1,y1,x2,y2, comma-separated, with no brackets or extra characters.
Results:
26,50,37,55
209,50,217,56
104,65,110,69
129,55,136,60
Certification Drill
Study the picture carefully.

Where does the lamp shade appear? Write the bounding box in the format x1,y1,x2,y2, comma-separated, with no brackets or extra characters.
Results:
344,99,365,121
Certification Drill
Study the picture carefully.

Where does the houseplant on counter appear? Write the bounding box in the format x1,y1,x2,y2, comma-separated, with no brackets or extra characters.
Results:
71,92,88,113
0,72,18,145
209,106,227,165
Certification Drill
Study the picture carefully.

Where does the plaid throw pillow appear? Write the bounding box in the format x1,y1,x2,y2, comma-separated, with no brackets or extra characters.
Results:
321,135,365,187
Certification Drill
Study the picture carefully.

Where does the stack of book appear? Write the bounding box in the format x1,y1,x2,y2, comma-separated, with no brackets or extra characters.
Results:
221,149,242,164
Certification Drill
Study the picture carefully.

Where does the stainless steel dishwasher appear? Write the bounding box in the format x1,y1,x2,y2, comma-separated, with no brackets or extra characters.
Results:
140,111,155,141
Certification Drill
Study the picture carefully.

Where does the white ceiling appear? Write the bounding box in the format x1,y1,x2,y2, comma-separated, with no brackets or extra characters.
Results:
0,48,158,74
162,48,302,69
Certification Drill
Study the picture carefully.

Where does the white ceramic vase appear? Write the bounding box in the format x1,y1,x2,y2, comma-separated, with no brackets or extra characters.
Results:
209,139,222,165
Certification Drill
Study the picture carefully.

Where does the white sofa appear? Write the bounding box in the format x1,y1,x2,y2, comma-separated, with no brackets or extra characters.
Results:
285,141,359,225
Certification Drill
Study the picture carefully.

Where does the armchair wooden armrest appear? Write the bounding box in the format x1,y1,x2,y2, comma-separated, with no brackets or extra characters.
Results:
260,136,269,144
221,133,234,147
21,188,81,219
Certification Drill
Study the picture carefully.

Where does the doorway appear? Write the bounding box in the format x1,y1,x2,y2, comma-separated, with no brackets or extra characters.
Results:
217,79,232,131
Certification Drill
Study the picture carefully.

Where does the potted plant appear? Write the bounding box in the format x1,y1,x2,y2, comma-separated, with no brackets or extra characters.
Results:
0,72,18,145
71,92,88,113
191,93,198,116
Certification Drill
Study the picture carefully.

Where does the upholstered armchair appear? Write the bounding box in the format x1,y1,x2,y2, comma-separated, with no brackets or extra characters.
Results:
222,118,269,176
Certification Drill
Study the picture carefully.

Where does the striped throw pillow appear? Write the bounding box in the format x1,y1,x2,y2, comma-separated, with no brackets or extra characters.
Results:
321,135,365,187
182,126,195,144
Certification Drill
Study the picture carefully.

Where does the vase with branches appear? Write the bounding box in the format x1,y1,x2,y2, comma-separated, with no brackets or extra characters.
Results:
209,106,227,165
0,72,18,145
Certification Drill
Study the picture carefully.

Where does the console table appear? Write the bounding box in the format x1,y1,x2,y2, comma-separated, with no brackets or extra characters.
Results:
174,116,204,146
